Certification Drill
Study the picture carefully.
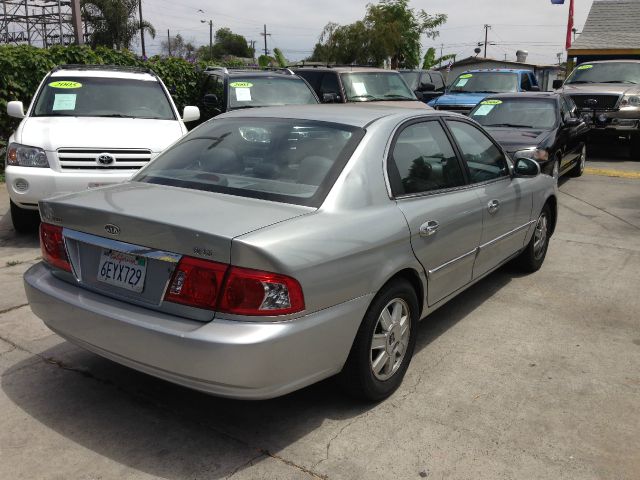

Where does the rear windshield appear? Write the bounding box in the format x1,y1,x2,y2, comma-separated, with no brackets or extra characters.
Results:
228,77,318,109
565,62,640,85
449,72,519,94
470,99,558,129
134,118,364,207
32,76,175,119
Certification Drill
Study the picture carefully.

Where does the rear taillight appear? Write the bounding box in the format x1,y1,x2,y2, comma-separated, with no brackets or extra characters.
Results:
164,256,228,310
40,223,71,272
219,266,305,316
164,257,305,316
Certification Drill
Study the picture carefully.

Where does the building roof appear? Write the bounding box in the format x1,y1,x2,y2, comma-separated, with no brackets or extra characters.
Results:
434,56,561,72
569,0,640,54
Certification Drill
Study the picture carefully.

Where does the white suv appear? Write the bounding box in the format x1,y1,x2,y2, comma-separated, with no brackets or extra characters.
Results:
5,64,200,232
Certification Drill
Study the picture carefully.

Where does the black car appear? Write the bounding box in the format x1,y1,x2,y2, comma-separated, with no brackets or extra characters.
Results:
197,67,319,123
398,69,446,103
468,93,588,179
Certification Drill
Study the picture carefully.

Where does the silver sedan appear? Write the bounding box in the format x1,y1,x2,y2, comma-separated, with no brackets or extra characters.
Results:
25,105,557,401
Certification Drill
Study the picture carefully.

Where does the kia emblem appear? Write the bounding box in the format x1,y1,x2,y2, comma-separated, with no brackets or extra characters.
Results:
104,224,120,235
97,153,115,166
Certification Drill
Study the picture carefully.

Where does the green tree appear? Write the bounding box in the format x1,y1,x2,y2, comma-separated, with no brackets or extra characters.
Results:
211,27,253,59
421,47,455,70
273,48,287,67
309,0,446,69
82,0,156,50
161,33,196,60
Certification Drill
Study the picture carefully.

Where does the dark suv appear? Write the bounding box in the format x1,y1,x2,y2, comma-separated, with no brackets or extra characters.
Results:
292,65,429,109
398,69,446,103
553,60,640,158
197,67,319,123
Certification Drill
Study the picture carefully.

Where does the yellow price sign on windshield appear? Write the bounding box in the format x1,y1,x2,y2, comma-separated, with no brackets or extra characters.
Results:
49,81,83,89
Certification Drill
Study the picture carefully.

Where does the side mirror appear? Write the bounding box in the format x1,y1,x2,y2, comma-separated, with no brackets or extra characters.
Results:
564,116,580,127
322,92,340,103
418,82,436,92
203,94,218,107
514,157,541,177
552,79,563,90
415,91,424,101
7,101,25,119
182,106,200,123
529,85,541,92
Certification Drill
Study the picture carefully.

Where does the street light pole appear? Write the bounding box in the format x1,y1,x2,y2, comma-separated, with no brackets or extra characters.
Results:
201,19,213,60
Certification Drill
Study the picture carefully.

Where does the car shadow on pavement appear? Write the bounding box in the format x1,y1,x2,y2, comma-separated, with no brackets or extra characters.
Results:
1,266,516,479
0,210,39,250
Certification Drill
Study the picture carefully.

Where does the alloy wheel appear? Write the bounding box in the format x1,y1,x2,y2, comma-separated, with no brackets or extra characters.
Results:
533,213,548,259
370,298,411,381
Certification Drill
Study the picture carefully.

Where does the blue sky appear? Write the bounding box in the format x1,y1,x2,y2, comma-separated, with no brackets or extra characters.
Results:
138,0,594,64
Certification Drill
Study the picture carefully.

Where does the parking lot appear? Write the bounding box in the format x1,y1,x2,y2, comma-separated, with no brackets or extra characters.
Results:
0,144,638,480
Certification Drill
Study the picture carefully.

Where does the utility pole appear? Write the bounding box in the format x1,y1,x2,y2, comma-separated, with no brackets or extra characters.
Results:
260,24,271,56
57,0,64,44
439,43,443,68
4,1,10,40
70,0,83,44
167,29,171,56
209,20,213,60
483,24,491,58
138,0,146,57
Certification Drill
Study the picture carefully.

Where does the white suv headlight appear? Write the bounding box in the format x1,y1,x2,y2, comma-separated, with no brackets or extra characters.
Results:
514,148,549,162
620,94,640,108
7,143,49,168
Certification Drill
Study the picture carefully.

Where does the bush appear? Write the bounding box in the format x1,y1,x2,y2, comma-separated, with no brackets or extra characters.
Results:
0,44,237,178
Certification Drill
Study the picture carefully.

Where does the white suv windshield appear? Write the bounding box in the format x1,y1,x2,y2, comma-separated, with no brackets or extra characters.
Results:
33,76,175,119
134,118,364,207
340,72,415,101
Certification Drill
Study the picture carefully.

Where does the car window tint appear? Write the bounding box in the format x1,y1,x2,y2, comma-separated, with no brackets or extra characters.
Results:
135,118,364,207
203,75,224,111
520,74,532,91
320,73,341,96
388,121,465,196
430,73,445,91
447,121,509,183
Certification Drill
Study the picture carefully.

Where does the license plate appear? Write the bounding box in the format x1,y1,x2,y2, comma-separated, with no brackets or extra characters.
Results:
97,249,147,293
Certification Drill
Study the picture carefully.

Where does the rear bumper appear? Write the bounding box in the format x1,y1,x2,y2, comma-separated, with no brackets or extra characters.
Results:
6,166,134,210
24,263,371,399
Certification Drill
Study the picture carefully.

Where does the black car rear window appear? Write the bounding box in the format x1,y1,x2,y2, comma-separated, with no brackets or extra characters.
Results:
134,118,364,207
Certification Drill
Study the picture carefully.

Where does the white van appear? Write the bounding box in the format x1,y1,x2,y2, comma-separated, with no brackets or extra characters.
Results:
5,64,200,232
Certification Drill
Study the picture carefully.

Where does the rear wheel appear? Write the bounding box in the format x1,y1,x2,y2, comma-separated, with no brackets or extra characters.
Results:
10,200,40,234
339,279,419,402
514,204,551,273
570,144,586,177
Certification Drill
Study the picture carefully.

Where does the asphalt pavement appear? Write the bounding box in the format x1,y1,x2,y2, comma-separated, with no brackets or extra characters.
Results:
0,145,638,479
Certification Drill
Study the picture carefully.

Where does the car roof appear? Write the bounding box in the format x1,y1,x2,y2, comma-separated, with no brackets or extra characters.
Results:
292,66,397,74
217,104,458,128
463,69,531,74
480,92,560,101
204,67,299,77
50,69,157,81
577,59,640,65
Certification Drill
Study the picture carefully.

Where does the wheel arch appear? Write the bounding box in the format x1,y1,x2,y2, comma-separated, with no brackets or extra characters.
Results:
378,267,425,319
545,194,558,236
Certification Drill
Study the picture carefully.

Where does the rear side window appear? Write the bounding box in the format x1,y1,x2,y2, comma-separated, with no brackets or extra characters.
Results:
388,121,466,196
520,74,532,91
135,118,364,207
430,73,445,91
447,121,509,183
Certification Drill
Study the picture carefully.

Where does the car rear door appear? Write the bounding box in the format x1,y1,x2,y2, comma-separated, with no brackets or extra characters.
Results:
445,120,533,279
388,119,483,306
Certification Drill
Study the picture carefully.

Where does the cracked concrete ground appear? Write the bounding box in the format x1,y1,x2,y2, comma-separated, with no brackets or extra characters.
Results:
0,145,639,479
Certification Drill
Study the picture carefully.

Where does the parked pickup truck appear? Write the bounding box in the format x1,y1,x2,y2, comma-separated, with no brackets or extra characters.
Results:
429,69,540,115
553,60,640,159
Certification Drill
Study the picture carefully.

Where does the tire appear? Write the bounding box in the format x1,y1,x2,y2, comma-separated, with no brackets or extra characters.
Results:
10,200,40,234
570,144,586,177
515,204,551,273
339,279,419,402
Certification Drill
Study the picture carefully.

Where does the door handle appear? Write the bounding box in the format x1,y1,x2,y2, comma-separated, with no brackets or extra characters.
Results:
487,199,500,214
419,220,439,237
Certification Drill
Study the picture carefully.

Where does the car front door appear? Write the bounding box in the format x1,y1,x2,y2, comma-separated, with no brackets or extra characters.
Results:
446,120,533,279
388,119,484,306
560,95,583,168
